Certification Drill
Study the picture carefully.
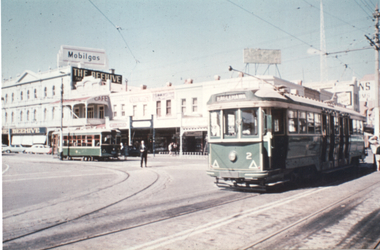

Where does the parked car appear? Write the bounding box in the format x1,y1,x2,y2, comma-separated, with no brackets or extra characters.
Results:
25,145,52,154
3,144,26,153
2,144,10,153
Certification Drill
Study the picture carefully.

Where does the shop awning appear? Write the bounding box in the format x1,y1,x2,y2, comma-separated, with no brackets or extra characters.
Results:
11,135,46,146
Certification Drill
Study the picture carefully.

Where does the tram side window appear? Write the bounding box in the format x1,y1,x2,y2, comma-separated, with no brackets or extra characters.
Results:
87,135,93,147
359,120,363,134
94,135,100,146
349,119,353,134
272,109,284,134
307,112,314,134
334,117,340,135
241,108,258,136
210,111,221,138
288,110,298,133
223,110,237,137
299,111,307,133
352,119,357,134
63,136,68,146
315,114,321,133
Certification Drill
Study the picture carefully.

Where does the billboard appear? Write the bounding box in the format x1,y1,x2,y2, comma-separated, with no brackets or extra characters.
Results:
57,45,109,70
244,48,281,64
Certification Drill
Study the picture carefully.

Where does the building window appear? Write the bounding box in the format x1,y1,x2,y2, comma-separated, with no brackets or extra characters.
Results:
12,93,14,102
5,94,7,103
11,112,14,123
181,99,186,114
20,111,23,122
99,106,104,119
87,106,94,118
33,110,36,121
27,110,29,121
143,104,147,116
166,100,171,116
52,86,55,96
133,105,137,117
44,108,47,121
52,108,55,120
5,112,7,123
74,107,80,118
113,105,117,117
192,98,198,112
156,101,161,117
121,104,125,116
20,91,23,101
27,90,30,99
34,89,37,98
44,87,47,97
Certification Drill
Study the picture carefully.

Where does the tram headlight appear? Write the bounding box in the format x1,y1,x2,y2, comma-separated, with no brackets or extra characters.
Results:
228,151,237,162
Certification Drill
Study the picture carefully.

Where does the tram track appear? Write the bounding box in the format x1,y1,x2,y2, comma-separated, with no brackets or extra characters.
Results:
2,162,161,247
241,180,380,250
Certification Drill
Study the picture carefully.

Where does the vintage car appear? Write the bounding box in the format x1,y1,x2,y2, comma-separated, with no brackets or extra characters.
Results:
25,145,52,154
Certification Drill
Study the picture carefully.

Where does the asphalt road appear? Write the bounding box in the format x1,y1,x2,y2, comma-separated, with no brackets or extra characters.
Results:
2,153,380,249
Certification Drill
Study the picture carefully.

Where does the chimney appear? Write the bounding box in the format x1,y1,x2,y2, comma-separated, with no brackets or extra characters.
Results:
110,69,115,74
214,75,221,80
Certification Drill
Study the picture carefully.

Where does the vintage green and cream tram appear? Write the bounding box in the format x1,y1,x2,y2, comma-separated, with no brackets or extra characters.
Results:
52,129,121,161
206,85,365,190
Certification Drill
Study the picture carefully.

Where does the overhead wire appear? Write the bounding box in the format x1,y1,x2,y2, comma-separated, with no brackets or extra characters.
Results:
87,0,140,64
353,0,375,19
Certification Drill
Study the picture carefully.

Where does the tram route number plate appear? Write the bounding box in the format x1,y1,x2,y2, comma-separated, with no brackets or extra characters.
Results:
220,171,239,178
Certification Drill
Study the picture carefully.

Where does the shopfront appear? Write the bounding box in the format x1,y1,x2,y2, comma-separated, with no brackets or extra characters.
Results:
10,127,47,146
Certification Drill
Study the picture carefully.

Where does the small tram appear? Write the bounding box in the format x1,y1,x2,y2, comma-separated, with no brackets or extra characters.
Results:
206,84,366,190
52,129,121,161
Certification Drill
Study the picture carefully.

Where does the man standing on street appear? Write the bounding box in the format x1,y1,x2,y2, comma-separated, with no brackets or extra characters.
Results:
140,140,148,168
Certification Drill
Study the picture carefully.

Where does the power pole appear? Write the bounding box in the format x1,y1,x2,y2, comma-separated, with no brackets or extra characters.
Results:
365,6,380,136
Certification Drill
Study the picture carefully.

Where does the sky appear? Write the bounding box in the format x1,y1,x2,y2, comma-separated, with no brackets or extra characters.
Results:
2,0,380,88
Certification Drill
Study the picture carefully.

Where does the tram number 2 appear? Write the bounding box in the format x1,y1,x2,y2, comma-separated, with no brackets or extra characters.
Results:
246,152,252,160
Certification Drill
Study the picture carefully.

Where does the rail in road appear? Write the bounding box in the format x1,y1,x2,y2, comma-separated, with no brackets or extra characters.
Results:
2,154,380,249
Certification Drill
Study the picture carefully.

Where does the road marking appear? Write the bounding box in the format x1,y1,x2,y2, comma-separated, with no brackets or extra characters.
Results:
128,187,330,250
2,173,116,182
2,164,10,174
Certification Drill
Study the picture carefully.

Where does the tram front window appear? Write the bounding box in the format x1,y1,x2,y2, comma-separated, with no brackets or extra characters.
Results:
241,108,258,136
210,111,221,138
223,110,237,138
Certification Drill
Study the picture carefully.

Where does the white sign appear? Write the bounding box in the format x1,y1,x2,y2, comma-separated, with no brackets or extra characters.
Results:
153,92,175,101
244,48,281,64
57,45,109,70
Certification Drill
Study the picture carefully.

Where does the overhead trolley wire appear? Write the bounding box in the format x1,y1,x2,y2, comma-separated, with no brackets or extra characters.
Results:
88,0,140,64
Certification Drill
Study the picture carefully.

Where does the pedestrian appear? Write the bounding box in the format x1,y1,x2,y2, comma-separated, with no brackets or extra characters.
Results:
139,140,148,168
173,142,177,155
369,134,380,171
168,142,173,156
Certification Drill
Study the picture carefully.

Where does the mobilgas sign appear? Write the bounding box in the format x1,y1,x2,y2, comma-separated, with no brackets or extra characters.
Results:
57,45,109,70
72,67,122,84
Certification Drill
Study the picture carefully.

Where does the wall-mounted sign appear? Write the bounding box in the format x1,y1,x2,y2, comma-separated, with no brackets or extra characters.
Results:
130,95,150,103
153,92,174,101
336,91,352,106
11,127,46,134
72,67,122,84
57,45,109,70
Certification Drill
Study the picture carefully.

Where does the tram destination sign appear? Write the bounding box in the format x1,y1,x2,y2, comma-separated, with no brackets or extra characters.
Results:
72,67,122,84
216,93,246,102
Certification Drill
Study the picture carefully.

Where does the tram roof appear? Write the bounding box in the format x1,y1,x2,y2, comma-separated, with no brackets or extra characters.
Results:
52,128,120,135
207,87,365,120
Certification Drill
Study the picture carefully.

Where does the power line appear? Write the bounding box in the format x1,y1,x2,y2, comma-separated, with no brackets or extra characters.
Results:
353,0,374,19
87,0,139,64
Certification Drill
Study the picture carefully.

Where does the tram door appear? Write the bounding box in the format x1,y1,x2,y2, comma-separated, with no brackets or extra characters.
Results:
328,114,335,166
321,114,328,163
343,117,350,164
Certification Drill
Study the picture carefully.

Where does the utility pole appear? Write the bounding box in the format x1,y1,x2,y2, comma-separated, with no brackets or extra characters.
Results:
365,6,380,136
374,6,380,137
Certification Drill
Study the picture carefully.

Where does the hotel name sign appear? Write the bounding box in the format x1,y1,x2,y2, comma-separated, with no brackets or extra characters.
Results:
72,67,122,84
10,127,47,135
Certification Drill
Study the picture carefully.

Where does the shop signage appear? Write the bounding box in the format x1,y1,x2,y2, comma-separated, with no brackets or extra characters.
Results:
57,45,108,70
153,92,174,101
72,67,122,84
110,122,127,128
11,127,46,134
